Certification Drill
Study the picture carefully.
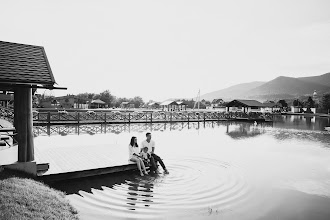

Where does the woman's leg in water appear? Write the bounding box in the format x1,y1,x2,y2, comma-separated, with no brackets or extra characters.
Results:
130,157,144,176
139,158,148,174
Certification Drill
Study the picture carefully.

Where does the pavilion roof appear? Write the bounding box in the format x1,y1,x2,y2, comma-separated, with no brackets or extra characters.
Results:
160,100,178,106
176,101,188,105
91,99,105,104
226,99,263,107
0,41,56,88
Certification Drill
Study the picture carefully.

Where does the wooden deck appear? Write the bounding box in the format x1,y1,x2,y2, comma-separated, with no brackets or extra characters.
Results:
0,142,138,182
34,142,138,182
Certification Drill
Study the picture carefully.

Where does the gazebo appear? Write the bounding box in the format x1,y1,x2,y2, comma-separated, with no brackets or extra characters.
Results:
0,40,65,174
90,99,106,108
226,99,263,113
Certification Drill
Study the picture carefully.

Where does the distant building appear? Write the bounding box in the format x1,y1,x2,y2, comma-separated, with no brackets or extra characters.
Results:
90,99,106,109
120,101,134,109
262,101,282,113
211,98,225,108
39,95,90,109
226,99,263,113
176,101,188,111
147,102,161,109
313,90,319,104
0,92,13,108
160,100,179,111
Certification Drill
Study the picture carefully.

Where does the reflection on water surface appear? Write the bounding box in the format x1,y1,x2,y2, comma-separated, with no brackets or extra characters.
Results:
43,116,330,220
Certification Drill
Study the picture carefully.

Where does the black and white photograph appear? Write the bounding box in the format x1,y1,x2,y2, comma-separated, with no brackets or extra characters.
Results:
1,0,330,219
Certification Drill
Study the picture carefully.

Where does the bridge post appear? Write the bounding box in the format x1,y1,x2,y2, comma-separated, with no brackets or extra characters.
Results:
47,112,51,125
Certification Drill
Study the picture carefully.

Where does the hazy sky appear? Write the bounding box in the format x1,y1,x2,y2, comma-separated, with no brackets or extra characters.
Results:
1,0,330,101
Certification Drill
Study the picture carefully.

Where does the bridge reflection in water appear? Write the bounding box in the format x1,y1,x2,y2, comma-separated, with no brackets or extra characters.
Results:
33,121,273,138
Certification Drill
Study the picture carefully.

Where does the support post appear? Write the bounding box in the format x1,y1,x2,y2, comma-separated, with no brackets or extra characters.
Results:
15,87,34,162
150,112,153,123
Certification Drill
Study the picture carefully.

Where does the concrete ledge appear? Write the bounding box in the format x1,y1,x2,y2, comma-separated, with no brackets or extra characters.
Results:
37,163,49,172
4,161,37,176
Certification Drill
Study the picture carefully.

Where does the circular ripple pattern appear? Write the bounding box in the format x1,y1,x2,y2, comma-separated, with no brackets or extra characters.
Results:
70,157,253,219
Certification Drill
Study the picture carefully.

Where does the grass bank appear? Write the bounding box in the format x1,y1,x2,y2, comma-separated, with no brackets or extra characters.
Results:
0,167,79,220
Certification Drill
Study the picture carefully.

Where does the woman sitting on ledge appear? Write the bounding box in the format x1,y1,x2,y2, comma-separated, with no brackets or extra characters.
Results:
129,136,149,176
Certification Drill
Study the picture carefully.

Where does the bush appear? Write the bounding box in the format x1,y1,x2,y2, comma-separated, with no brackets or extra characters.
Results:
0,168,78,220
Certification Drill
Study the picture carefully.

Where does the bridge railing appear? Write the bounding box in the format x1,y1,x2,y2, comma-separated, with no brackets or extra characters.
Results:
32,110,270,125
0,106,14,123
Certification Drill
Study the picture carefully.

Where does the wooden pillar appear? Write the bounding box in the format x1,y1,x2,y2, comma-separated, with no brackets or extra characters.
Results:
15,87,34,162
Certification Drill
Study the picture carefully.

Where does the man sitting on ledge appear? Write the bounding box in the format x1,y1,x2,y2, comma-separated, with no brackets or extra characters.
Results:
141,132,169,174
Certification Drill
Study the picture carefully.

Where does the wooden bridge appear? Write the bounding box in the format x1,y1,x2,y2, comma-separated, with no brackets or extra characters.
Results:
33,121,274,137
0,107,272,126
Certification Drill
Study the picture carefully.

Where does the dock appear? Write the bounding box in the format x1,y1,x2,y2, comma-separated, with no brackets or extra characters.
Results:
34,142,139,182
1,143,138,182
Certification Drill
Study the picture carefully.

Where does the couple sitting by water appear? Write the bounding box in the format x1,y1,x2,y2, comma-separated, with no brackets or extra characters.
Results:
129,132,169,176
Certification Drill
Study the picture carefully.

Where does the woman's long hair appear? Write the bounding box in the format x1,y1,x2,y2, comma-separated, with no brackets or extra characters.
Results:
130,136,138,147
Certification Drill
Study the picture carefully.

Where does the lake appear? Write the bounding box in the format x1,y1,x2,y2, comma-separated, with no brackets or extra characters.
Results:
35,115,330,220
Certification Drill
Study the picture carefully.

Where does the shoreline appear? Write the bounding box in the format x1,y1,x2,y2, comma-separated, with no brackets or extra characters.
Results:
280,112,330,118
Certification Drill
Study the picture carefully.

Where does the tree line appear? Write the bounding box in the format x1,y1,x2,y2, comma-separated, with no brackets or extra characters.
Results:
289,94,330,113
75,90,144,108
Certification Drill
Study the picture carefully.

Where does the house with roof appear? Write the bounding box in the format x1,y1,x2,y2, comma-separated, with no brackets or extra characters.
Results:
90,99,106,108
225,99,263,113
146,102,161,109
39,95,90,109
160,100,178,111
120,101,134,109
262,101,282,113
0,40,65,174
211,98,224,107
207,98,226,111
176,101,188,111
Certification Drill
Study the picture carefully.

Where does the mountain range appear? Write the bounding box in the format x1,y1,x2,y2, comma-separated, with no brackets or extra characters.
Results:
201,72,330,101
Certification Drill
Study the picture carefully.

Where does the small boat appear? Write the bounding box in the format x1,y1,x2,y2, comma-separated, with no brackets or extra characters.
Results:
325,127,330,132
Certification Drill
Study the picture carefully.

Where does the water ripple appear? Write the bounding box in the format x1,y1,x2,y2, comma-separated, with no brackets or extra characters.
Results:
69,157,253,219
